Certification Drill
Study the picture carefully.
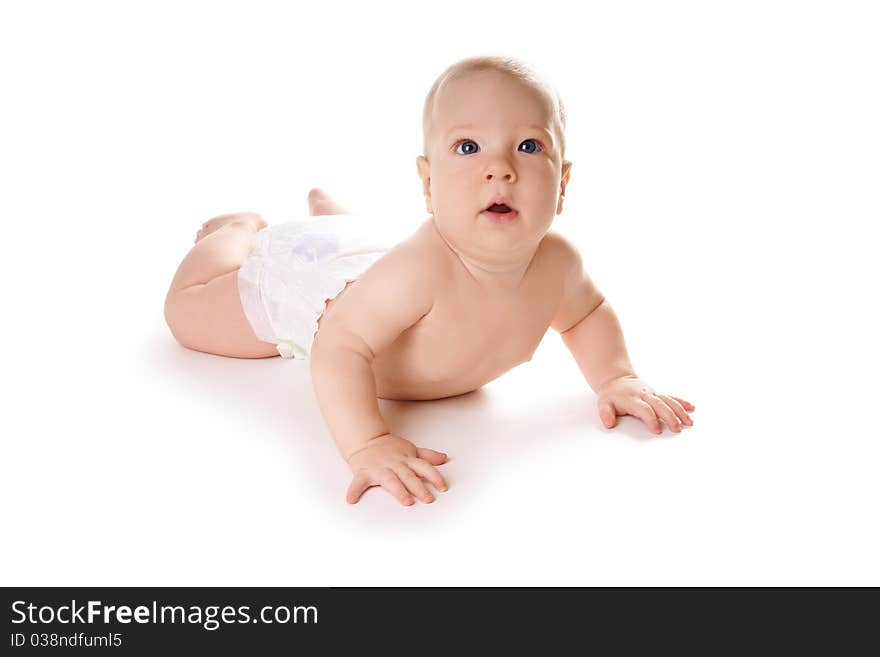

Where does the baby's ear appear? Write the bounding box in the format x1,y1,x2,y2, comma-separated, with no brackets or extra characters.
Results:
557,160,572,214
416,156,432,212
416,155,430,182
561,160,572,190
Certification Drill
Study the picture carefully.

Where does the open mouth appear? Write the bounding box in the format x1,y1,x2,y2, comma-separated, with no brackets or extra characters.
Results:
482,200,519,222
486,203,513,214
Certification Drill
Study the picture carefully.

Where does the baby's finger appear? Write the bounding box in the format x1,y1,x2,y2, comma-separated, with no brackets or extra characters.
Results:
376,468,414,506
346,472,373,504
416,447,448,465
627,398,661,434
658,394,692,426
394,465,435,504
598,400,618,428
643,394,681,433
407,458,448,492
671,396,695,411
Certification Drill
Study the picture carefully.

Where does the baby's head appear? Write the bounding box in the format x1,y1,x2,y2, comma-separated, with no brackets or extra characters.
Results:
417,55,572,266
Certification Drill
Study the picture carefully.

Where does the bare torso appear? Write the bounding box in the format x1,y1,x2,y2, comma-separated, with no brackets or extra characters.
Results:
319,218,568,401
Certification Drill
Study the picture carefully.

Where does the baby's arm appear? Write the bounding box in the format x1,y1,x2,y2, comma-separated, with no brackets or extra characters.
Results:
310,244,448,505
550,236,695,434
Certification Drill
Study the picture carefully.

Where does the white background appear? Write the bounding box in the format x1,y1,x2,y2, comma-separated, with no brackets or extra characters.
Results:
1,0,878,586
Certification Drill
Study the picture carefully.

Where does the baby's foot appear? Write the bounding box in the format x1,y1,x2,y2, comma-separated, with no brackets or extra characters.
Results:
195,212,267,244
308,187,352,216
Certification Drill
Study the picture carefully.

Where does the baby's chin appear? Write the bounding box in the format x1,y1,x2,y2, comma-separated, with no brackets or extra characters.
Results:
436,212,551,252
440,210,554,233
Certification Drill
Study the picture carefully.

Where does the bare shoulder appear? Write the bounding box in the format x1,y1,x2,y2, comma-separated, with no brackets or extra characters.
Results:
537,229,582,280
360,218,452,290
350,239,443,309
539,229,605,333
315,219,448,356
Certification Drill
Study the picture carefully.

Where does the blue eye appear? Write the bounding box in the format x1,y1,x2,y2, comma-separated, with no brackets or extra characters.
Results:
454,139,479,155
519,139,542,154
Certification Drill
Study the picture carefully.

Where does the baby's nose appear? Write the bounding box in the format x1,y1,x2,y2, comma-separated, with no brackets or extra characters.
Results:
484,169,515,182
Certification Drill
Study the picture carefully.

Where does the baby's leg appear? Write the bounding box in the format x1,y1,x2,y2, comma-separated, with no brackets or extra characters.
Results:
164,212,279,358
308,187,351,215
164,189,352,357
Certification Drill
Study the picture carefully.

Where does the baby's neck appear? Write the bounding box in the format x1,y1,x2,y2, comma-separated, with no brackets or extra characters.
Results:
453,250,534,290
428,220,538,291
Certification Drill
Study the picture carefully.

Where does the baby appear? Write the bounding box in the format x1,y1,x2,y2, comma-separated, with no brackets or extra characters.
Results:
164,55,695,507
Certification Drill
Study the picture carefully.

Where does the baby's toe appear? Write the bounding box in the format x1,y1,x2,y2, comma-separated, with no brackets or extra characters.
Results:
308,187,328,203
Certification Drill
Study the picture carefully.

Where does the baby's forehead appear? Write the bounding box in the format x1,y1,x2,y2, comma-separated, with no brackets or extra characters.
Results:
435,77,554,125
434,105,555,136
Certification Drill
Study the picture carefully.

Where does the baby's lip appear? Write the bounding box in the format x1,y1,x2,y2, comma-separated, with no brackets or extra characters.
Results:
484,197,516,212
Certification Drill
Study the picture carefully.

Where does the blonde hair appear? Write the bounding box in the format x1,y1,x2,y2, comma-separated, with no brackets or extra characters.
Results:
422,55,567,159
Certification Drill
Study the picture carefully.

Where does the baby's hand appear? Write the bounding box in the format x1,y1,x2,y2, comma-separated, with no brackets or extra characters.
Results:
345,434,449,506
596,375,695,434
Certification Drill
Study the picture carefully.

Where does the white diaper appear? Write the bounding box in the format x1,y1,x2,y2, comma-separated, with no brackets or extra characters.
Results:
237,213,407,359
